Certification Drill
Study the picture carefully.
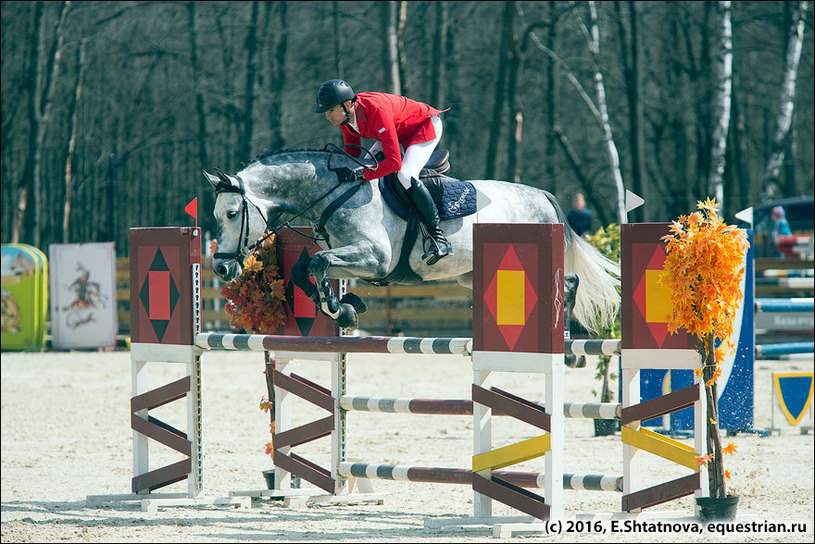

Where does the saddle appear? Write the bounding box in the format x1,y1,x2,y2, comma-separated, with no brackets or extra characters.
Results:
369,150,478,287
378,150,477,222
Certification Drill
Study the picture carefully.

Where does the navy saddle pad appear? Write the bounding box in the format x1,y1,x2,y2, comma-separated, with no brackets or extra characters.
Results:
379,176,478,222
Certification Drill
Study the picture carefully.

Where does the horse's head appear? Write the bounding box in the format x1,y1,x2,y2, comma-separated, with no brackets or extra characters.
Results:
203,168,271,282
204,151,341,281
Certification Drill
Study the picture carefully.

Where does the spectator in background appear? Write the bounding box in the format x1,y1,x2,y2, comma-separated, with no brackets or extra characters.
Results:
771,205,792,257
567,193,593,238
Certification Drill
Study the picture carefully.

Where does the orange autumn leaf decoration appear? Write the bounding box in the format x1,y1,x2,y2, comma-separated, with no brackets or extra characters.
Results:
695,453,714,466
724,470,732,480
660,198,749,355
660,198,749,383
722,442,738,456
220,233,287,335
243,254,263,273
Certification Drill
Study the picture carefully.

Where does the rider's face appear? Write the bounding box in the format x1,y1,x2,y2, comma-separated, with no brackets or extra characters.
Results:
325,101,351,126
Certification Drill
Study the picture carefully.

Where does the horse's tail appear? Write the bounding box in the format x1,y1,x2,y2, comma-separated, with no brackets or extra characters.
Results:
544,192,621,335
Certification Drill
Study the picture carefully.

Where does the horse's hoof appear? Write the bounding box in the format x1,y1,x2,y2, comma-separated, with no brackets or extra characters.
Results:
335,303,358,330
565,355,586,368
340,292,368,314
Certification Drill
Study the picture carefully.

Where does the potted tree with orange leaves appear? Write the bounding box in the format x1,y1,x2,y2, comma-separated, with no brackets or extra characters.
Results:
660,198,748,522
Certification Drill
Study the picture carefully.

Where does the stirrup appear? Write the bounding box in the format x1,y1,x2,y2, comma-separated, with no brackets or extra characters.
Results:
419,224,451,265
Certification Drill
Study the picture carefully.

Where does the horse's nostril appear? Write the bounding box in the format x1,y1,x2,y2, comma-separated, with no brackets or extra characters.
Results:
215,263,228,277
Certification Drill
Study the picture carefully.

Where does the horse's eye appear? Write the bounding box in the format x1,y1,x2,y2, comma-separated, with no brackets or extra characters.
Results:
227,210,239,219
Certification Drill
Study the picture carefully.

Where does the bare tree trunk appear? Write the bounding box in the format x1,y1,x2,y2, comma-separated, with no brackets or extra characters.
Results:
485,2,513,180
506,2,522,183
105,151,116,242
240,2,259,162
385,1,400,94
332,1,344,78
761,0,809,201
13,1,70,246
784,130,797,197
11,2,43,244
699,3,714,204
431,2,447,108
214,7,239,149
543,4,561,183
614,1,644,222
442,8,459,160
397,1,409,97
730,80,751,212
584,2,626,225
708,1,733,208
62,38,85,243
187,1,213,235
267,2,288,151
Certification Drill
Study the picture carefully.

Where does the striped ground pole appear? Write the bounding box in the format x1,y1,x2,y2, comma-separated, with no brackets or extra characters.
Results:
195,333,472,355
337,462,622,492
565,339,621,356
760,269,814,278
756,342,814,358
755,278,815,289
755,298,814,313
338,396,622,419
196,333,622,358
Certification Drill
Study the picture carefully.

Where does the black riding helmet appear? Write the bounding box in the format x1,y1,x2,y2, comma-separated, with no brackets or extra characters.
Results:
314,79,356,113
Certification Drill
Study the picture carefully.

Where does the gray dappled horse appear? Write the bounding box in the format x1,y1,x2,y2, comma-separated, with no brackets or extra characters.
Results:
204,148,620,342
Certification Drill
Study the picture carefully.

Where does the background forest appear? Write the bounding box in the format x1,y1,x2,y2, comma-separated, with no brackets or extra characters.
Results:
1,1,813,256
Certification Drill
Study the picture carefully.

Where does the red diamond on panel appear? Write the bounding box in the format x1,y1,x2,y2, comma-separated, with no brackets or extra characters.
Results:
483,245,537,350
632,246,669,347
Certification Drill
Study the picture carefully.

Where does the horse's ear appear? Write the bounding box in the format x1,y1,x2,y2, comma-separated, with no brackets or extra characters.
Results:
202,170,220,189
213,167,241,190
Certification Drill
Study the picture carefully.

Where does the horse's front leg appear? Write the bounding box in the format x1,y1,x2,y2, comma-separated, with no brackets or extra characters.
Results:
307,245,387,330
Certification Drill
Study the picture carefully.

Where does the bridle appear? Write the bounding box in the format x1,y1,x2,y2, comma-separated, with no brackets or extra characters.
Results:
211,171,272,263
211,145,379,267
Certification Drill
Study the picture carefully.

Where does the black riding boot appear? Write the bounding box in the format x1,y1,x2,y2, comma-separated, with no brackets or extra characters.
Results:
406,178,451,265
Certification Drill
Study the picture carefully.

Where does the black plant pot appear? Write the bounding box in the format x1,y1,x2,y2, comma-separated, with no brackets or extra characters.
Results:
263,469,275,489
594,418,617,436
696,495,739,522
263,469,300,490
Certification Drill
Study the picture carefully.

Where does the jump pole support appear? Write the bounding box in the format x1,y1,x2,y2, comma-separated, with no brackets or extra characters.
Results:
87,227,250,511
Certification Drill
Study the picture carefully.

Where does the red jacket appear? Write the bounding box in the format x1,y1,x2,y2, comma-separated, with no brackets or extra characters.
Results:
340,92,447,181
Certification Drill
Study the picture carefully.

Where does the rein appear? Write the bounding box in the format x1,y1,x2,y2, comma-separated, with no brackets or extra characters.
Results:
213,145,378,264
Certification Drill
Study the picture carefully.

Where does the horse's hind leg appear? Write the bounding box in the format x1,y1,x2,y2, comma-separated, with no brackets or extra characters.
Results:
564,273,586,368
454,272,473,289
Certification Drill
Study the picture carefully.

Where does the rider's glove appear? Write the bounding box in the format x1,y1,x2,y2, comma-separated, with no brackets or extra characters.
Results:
336,167,364,183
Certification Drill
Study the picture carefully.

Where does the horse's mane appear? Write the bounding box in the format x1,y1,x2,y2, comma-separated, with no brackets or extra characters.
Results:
239,148,329,171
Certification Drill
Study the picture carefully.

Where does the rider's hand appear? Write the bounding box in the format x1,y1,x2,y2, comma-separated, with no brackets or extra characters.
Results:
336,167,364,183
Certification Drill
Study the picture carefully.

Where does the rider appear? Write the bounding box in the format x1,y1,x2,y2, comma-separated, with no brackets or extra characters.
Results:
315,78,451,265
